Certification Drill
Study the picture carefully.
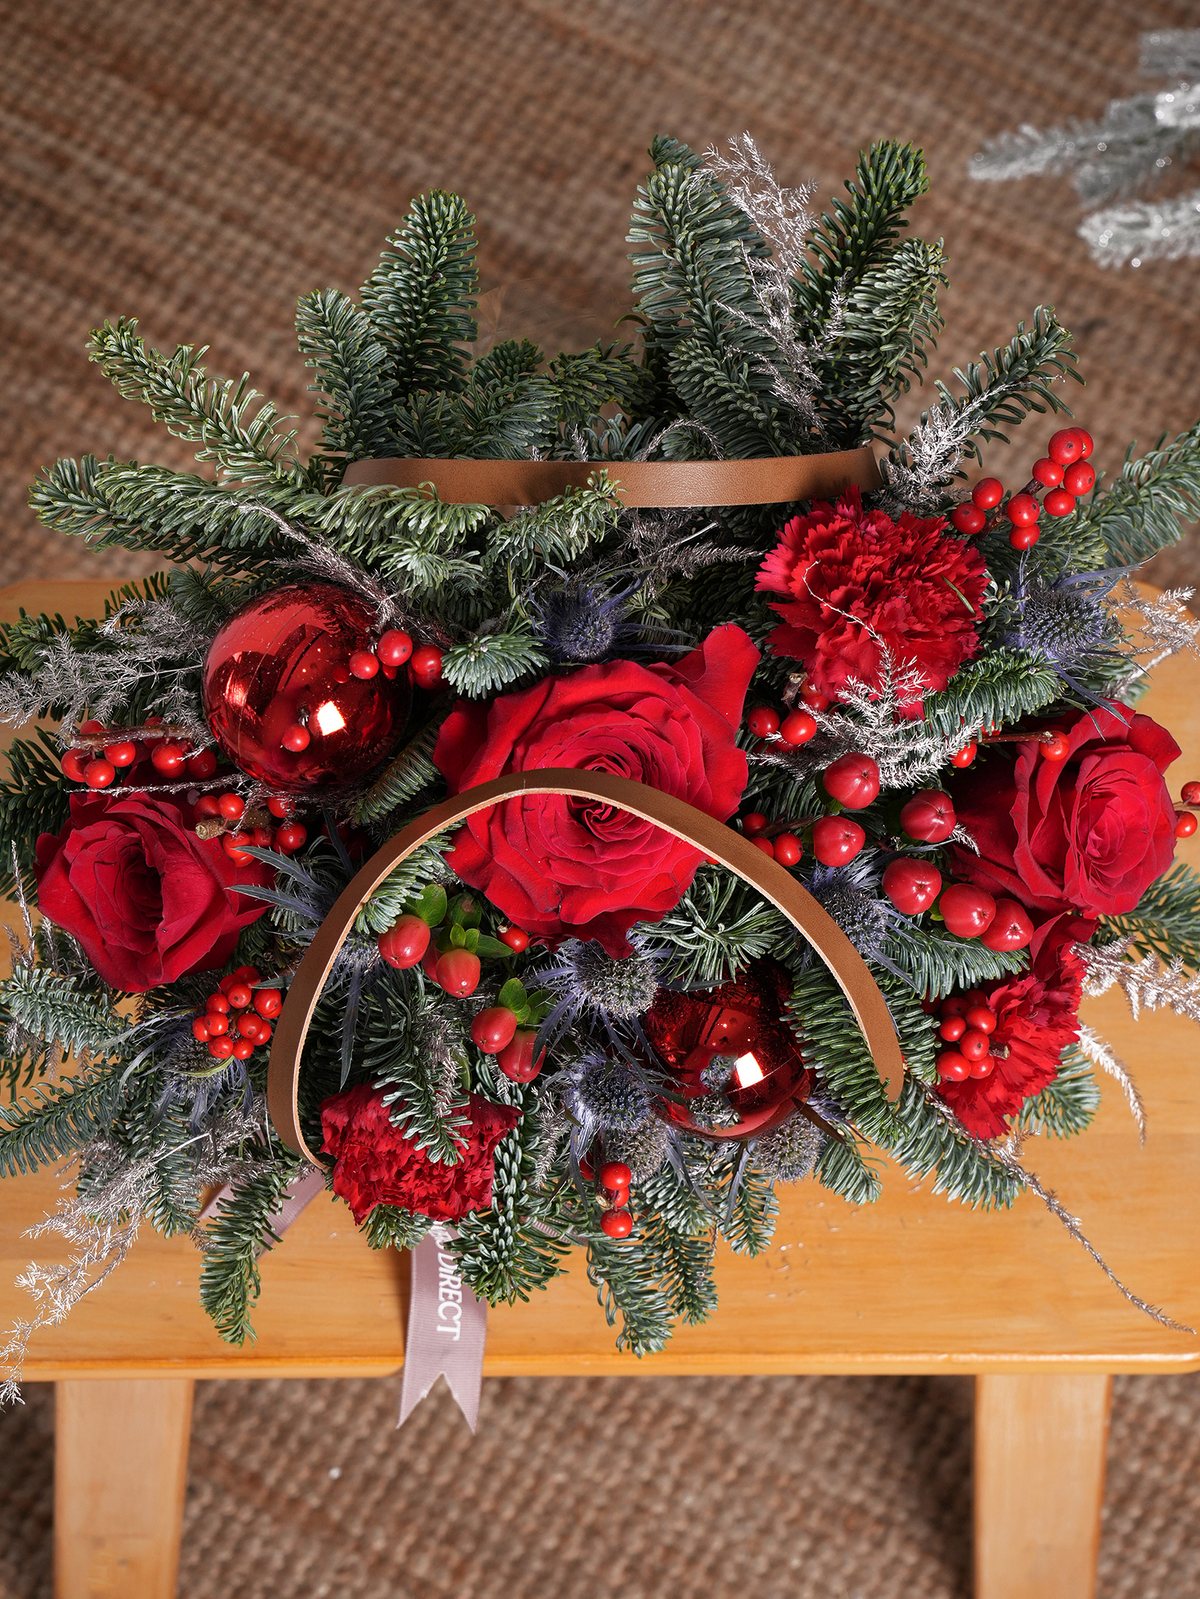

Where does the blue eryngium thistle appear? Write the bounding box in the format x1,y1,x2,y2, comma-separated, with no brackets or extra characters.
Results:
1006,568,1124,685
532,582,639,663
807,856,910,985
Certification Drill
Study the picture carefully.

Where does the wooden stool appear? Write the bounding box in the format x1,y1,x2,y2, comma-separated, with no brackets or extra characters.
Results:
3,580,1198,1599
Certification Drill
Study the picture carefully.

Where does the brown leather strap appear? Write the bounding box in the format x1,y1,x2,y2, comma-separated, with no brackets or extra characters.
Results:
340,449,882,507
267,770,903,1165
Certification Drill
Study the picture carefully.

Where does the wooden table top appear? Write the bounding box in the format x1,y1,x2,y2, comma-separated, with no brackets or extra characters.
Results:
2,580,1198,1380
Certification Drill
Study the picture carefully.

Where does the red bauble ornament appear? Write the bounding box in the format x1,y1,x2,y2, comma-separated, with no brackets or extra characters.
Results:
822,751,880,809
899,788,956,843
642,958,813,1141
202,584,411,792
882,857,942,915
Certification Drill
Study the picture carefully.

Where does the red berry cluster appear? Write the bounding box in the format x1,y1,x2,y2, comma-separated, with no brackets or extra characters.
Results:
279,632,443,756
949,427,1095,551
745,703,820,746
934,992,999,1082
1175,779,1200,838
192,966,282,1060
596,1160,634,1239
61,719,220,791
193,791,308,859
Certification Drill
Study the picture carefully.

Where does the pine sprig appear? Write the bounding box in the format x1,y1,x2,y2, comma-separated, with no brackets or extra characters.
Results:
1017,1048,1100,1139
1095,862,1200,971
296,288,396,462
1,967,127,1055
0,729,73,896
348,722,444,827
198,1148,308,1344
0,1068,127,1177
920,649,1062,739
889,1078,1023,1209
814,1126,882,1204
639,865,787,990
587,1234,674,1356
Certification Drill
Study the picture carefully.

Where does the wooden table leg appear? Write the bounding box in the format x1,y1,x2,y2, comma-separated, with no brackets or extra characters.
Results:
55,1378,194,1599
974,1373,1111,1599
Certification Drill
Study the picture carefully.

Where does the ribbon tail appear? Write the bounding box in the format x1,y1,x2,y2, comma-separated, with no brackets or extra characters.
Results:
398,1227,487,1432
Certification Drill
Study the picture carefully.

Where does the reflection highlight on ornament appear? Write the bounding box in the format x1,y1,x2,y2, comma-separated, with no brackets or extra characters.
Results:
732,1052,765,1088
313,700,346,736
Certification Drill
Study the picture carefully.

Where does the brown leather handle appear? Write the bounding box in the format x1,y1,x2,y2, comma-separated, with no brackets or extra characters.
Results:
267,770,904,1166
341,449,882,507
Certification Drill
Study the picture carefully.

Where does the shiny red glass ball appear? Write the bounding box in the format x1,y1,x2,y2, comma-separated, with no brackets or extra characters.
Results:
202,584,410,792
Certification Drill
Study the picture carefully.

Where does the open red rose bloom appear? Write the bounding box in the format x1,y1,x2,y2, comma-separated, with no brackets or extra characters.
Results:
35,791,272,992
951,704,1180,917
936,915,1093,1140
755,486,987,713
320,1083,522,1224
433,625,759,955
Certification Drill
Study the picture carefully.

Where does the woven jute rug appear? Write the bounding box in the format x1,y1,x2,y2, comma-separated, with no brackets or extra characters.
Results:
1,0,1199,1594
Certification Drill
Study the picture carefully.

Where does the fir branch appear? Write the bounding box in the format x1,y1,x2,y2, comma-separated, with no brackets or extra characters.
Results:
361,1205,432,1252
787,964,896,1143
890,1078,1024,1209
1,968,126,1056
0,730,72,895
638,866,787,990
352,838,452,937
919,649,1062,739
882,918,1028,1002
0,1068,127,1177
720,1157,779,1255
1094,862,1200,971
1075,425,1200,565
88,318,299,485
348,721,443,827
814,1124,882,1204
198,1149,308,1344
361,977,471,1164
360,191,478,401
295,287,396,460
483,481,621,581
586,1234,674,1356
441,629,548,696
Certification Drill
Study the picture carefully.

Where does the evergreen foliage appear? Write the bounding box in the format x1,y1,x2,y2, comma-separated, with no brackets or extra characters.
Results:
198,1146,307,1344
0,1067,127,1177
1017,1049,1101,1139
1096,862,1200,971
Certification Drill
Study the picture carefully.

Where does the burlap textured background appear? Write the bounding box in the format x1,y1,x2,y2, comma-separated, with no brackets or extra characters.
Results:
1,0,1199,1593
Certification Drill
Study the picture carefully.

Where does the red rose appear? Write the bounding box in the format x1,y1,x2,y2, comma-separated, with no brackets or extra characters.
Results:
320,1083,521,1224
755,487,987,714
433,625,759,956
34,791,272,993
950,705,1180,917
937,914,1092,1140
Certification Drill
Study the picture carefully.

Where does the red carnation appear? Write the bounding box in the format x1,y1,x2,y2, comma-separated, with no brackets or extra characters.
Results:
34,790,271,993
755,487,987,714
950,704,1179,918
433,625,759,956
936,914,1093,1140
320,1083,521,1224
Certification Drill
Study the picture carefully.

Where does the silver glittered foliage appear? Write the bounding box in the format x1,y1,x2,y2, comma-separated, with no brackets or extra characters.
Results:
969,29,1200,267
0,597,213,743
1113,581,1200,693
1075,1023,1146,1143
1077,938,1200,1025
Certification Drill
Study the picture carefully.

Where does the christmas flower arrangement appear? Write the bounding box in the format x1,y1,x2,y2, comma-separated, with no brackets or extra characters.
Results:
2,135,1200,1380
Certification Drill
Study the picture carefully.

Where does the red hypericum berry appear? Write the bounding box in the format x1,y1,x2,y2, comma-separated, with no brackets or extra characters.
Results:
253,988,283,1019
192,1017,212,1042
972,477,1004,510
799,683,831,711
266,796,291,819
980,898,1035,952
498,925,530,953
823,751,881,810
435,948,481,998
84,758,116,789
186,749,218,779
1031,458,1064,488
899,788,956,844
206,992,230,1015
965,1005,997,1035
1176,811,1199,839
497,1027,544,1082
379,915,433,970
939,884,997,939
205,1012,230,1036
1006,492,1040,528
1180,781,1200,805
950,742,977,768
1043,488,1075,518
231,1038,255,1059
600,1208,633,1239
599,1161,632,1191
1040,732,1070,762
746,706,780,738
1062,461,1095,496
470,1006,520,1055
61,749,89,782
377,629,414,667
812,815,866,867
226,982,253,1011
741,812,768,837
773,832,803,867
217,793,245,820
248,826,273,849
104,740,137,767
1048,428,1083,465
938,1014,967,1042
208,1036,235,1059
410,645,444,691
349,649,380,680
780,709,818,746
282,723,310,752
1009,526,1040,551
958,1028,990,1062
150,742,187,776
937,1051,970,1082
951,503,985,535
752,836,776,858
882,858,943,916
1071,428,1094,459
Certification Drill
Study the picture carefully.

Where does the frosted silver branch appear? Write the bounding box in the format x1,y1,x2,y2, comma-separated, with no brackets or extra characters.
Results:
1141,30,1200,80
1076,1023,1146,1143
1113,582,1200,684
1077,938,1200,1025
1081,186,1200,267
